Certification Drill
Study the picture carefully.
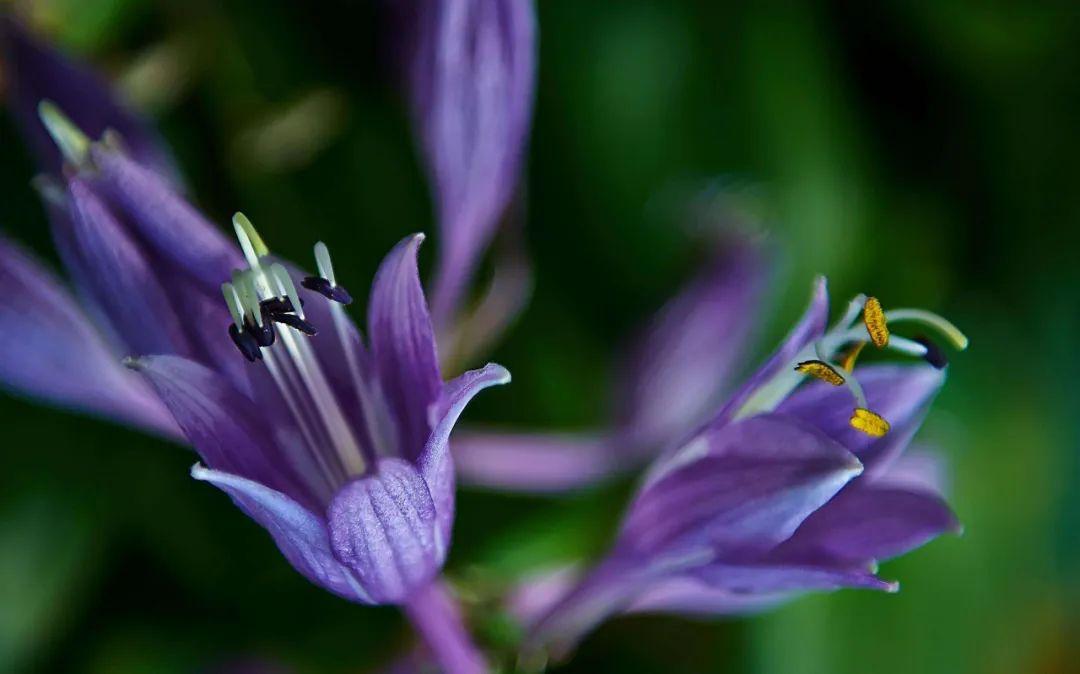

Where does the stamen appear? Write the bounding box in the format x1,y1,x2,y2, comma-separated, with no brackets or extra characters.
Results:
795,360,845,386
839,341,866,372
228,323,262,362
232,271,264,327
302,276,353,305
272,312,318,336
914,336,948,369
222,283,245,329
850,408,890,437
232,212,269,269
314,241,336,286
304,242,353,304
268,264,306,321
247,313,276,347
884,308,969,351
863,297,889,348
261,296,301,316
833,294,867,332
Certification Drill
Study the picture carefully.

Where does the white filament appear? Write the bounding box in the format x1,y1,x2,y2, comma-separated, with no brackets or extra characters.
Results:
314,241,336,286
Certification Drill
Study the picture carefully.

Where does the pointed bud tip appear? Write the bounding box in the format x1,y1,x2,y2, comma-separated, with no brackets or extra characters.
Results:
38,100,92,167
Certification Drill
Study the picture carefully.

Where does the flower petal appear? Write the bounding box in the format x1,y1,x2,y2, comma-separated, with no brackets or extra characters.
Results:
130,355,319,508
327,458,440,604
776,364,945,475
772,481,960,567
688,561,896,594
452,431,618,492
0,235,177,436
368,234,442,460
66,177,190,356
625,576,787,616
0,18,178,179
191,465,370,603
420,363,511,546
705,276,829,428
614,243,766,451
620,414,862,559
411,0,537,326
89,145,242,291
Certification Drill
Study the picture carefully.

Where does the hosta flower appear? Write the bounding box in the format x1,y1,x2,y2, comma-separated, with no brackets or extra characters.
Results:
522,279,966,655
405,0,537,337
453,241,766,491
3,48,507,669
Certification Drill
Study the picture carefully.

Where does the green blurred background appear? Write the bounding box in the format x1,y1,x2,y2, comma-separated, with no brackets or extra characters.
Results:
0,1,1076,672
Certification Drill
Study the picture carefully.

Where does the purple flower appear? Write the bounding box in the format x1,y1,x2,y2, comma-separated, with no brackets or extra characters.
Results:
128,227,509,609
5,95,506,672
453,241,767,491
520,279,967,656
405,0,537,333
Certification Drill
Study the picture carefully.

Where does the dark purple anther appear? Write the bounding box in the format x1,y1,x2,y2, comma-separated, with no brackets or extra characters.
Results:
271,312,318,336
915,335,948,369
302,276,353,305
248,313,276,348
228,324,262,362
260,296,302,316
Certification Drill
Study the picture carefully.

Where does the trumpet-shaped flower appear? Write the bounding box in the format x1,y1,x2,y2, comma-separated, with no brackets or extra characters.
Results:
1,38,508,667
521,279,966,656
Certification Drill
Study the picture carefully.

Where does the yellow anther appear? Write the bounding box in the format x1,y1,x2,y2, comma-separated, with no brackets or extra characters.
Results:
863,297,889,348
850,408,890,437
795,360,846,386
839,341,867,372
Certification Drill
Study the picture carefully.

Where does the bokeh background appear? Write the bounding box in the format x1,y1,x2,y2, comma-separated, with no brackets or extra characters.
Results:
1,1,1076,672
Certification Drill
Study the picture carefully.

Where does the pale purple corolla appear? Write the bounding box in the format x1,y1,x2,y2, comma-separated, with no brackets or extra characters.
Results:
403,0,537,347
516,279,967,657
453,241,767,491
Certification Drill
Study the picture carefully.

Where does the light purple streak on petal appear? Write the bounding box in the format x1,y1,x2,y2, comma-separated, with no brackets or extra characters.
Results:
327,458,440,604
66,177,190,356
0,235,178,436
772,482,960,567
39,183,127,350
413,0,537,326
368,234,442,461
191,465,371,604
875,447,950,494
0,18,179,179
402,579,490,674
706,276,829,429
131,355,320,508
419,363,511,548
689,561,897,594
614,243,766,452
619,414,862,559
89,146,241,290
452,431,618,492
626,576,787,616
776,364,945,476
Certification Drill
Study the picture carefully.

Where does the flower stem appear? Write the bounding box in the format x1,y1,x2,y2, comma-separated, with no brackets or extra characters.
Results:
403,578,489,674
